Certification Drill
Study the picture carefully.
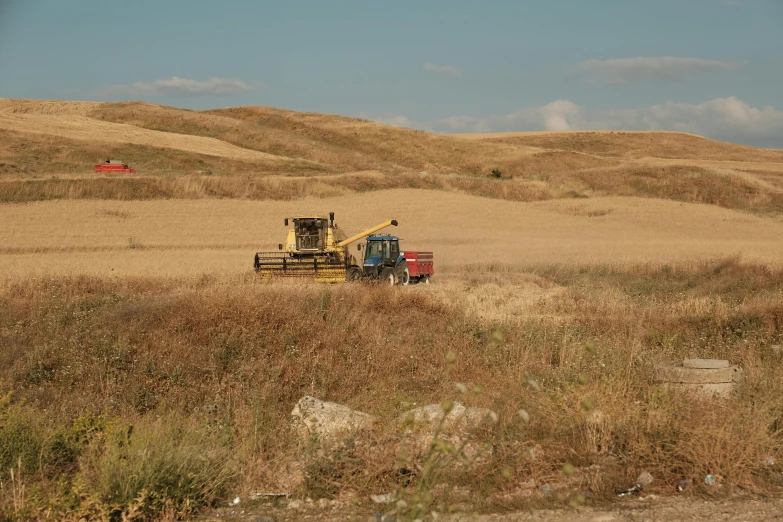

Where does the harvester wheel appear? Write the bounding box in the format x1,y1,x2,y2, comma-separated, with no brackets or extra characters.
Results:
380,268,396,286
395,263,410,286
346,266,362,282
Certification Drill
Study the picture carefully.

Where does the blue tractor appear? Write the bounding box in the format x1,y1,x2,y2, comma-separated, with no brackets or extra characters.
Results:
346,234,434,285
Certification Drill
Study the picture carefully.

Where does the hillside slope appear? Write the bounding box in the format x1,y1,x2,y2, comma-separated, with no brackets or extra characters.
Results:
1,99,783,213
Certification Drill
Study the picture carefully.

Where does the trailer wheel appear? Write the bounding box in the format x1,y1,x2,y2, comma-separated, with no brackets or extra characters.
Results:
380,268,396,286
395,263,410,286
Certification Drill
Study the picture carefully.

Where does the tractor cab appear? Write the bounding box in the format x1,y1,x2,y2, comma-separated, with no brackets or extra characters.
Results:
360,235,401,274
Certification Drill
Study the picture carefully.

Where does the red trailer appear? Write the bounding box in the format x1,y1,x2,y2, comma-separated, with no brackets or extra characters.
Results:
95,160,136,174
403,251,434,284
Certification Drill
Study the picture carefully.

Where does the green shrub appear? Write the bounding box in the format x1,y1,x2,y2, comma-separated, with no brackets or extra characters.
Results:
0,392,45,479
81,415,236,520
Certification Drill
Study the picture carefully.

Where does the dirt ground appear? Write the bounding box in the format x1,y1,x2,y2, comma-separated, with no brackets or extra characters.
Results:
197,495,783,521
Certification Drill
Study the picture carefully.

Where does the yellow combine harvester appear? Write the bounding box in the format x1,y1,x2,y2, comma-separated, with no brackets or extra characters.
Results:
253,212,398,283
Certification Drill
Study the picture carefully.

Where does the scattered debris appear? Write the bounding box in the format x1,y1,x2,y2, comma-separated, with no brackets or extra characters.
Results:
228,496,241,506
704,475,717,486
761,456,776,467
374,514,396,522
539,484,554,497
616,484,643,497
617,471,653,497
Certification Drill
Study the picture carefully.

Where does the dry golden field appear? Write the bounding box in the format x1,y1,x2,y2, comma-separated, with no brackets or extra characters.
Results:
4,98,783,521
2,191,783,280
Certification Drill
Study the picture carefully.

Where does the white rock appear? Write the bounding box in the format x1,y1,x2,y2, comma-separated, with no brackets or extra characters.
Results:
395,402,495,460
370,493,395,504
287,499,304,510
396,402,494,435
682,359,729,369
291,396,376,443
636,471,654,487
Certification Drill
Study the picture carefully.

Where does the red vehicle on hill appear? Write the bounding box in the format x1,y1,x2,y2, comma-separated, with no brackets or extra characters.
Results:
95,160,136,174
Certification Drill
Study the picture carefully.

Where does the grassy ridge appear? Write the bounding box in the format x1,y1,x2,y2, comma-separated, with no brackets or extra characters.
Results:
2,260,783,518
3,164,783,215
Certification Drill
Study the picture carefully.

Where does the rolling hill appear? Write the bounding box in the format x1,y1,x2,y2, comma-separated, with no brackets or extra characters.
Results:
1,98,783,214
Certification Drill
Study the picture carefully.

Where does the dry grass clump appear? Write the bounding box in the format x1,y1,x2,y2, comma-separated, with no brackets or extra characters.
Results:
2,258,783,519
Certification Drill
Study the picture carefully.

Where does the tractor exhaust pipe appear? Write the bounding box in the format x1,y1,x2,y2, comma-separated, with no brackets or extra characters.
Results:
329,212,335,227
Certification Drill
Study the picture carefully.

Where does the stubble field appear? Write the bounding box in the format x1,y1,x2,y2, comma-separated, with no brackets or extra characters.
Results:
2,190,783,281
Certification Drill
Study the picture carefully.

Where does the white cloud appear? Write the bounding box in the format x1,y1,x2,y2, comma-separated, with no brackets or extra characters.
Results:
368,97,783,147
98,76,254,97
424,62,461,77
580,57,742,84
365,113,411,128
425,100,586,133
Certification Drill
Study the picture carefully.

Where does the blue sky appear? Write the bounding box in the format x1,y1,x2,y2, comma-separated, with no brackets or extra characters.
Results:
1,0,782,146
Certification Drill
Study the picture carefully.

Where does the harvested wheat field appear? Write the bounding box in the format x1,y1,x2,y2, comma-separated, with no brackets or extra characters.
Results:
2,190,783,279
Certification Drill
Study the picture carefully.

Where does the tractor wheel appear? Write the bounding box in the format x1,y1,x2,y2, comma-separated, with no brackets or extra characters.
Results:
346,266,362,282
395,263,410,286
380,268,396,286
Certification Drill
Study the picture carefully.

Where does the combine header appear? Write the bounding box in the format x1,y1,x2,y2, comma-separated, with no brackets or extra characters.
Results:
253,212,433,284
